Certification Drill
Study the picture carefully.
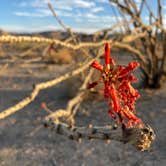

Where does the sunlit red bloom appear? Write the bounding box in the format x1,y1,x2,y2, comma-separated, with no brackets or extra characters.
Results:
105,43,111,67
91,61,103,72
88,43,144,128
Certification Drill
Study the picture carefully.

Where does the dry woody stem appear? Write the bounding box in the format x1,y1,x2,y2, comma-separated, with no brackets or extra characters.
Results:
45,121,156,152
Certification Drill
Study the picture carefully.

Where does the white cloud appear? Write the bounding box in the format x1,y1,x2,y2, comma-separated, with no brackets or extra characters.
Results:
54,10,72,17
19,2,28,7
163,15,166,26
55,6,73,11
11,0,125,33
0,25,29,32
134,0,142,5
96,0,109,3
91,7,104,13
14,12,46,17
72,27,99,33
18,0,47,8
0,24,102,34
36,8,51,15
76,11,100,19
35,8,72,17
75,18,82,22
0,24,61,33
0,15,123,34
74,0,95,8
14,8,72,18
18,0,95,9
83,13,98,19
88,15,122,24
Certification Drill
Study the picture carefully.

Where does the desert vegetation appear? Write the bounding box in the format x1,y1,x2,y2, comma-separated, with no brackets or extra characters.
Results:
0,0,166,165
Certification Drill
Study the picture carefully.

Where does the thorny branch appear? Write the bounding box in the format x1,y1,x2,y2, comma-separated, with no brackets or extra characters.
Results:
0,58,96,120
0,35,147,64
45,120,156,151
44,48,103,126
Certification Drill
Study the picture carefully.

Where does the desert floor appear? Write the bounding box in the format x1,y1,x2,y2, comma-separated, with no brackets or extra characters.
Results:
0,58,165,166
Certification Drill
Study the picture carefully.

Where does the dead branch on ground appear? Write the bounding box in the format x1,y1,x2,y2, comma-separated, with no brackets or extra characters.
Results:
45,120,156,152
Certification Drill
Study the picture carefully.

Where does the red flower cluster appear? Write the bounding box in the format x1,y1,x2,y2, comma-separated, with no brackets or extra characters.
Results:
88,43,144,128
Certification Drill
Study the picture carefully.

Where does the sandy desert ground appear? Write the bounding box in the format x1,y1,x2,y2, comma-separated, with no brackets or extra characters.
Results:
0,55,165,166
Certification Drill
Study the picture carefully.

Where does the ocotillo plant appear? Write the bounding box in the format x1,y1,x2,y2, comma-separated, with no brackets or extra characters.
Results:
88,43,144,129
42,43,155,151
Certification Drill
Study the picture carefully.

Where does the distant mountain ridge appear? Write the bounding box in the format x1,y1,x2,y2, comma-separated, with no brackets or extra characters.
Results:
0,29,93,42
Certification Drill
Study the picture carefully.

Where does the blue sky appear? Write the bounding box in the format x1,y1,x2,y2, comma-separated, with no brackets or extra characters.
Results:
0,0,165,33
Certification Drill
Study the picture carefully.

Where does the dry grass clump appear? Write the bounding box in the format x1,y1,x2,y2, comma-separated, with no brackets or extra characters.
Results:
0,44,5,57
49,48,73,64
43,44,74,64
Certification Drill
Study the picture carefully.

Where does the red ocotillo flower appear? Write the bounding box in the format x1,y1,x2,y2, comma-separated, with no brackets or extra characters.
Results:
88,43,144,129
